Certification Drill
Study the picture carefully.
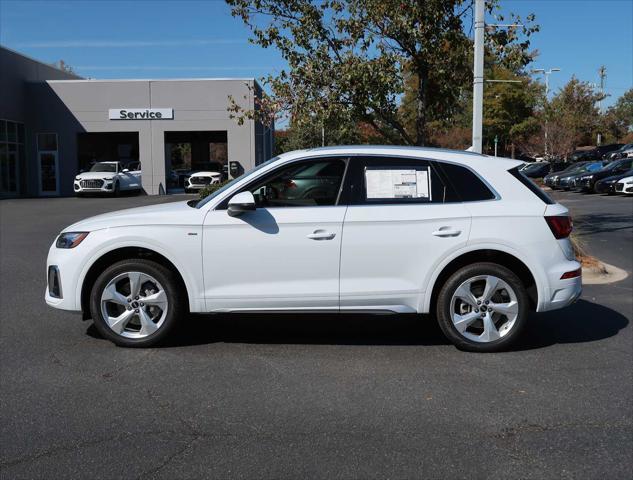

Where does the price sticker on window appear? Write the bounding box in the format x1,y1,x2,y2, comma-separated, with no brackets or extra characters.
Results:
365,168,431,200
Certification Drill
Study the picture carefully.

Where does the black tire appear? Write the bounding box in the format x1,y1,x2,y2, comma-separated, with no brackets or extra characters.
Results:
113,181,120,197
436,262,529,352
89,259,185,347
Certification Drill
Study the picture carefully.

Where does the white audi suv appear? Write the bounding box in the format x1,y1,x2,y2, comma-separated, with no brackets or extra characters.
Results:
46,146,581,352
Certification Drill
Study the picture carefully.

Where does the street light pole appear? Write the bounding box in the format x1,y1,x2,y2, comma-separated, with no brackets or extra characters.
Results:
532,67,560,157
471,0,485,154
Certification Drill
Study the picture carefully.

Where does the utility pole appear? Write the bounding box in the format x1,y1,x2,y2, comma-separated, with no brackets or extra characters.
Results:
471,0,485,154
471,0,522,155
532,67,561,157
597,66,606,146
598,65,606,113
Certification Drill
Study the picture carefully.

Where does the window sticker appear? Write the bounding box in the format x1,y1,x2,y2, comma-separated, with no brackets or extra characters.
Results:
365,168,431,200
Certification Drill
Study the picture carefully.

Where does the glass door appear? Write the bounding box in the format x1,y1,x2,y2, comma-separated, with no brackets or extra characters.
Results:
39,151,59,195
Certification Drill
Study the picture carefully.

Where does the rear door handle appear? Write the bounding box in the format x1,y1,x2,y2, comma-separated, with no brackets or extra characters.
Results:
307,229,336,240
432,227,462,237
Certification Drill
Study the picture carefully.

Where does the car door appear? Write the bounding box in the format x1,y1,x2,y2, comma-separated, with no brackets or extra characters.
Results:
201,157,349,311
339,156,476,313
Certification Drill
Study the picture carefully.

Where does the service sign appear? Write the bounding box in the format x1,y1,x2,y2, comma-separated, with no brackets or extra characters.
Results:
109,108,173,120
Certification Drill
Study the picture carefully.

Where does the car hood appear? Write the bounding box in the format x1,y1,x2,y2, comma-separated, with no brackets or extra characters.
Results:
76,171,116,180
64,200,202,232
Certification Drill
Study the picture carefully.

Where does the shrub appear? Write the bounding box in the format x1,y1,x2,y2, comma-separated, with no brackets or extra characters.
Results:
198,180,232,199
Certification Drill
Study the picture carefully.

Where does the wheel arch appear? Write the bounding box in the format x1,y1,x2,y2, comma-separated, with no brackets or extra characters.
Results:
425,248,539,314
79,246,191,319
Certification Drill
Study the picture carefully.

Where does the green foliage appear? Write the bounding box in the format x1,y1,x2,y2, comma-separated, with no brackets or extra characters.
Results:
198,180,233,199
601,88,633,142
226,0,538,147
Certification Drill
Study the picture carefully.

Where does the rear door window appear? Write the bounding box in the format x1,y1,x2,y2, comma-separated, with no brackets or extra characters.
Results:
347,157,450,205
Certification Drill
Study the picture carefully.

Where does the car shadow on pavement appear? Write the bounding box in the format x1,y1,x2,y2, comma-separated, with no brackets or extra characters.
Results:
514,299,629,351
86,299,628,350
574,213,633,236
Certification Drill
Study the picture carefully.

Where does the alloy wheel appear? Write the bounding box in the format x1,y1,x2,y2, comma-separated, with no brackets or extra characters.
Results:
449,275,519,343
100,271,168,339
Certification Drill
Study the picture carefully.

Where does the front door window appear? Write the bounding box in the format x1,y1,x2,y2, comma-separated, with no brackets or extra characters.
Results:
248,159,346,208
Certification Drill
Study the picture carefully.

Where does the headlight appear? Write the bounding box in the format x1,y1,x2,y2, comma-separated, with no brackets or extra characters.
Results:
75,177,81,181
56,232,89,249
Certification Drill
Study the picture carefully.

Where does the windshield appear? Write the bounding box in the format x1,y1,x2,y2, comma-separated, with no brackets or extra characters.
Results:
194,156,280,209
524,163,547,172
90,163,117,173
602,160,623,171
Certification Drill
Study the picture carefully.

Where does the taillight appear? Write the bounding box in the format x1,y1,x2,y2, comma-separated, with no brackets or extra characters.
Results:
545,215,573,239
560,268,582,279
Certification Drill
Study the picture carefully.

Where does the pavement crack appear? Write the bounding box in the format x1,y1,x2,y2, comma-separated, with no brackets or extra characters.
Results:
135,435,202,480
0,430,188,470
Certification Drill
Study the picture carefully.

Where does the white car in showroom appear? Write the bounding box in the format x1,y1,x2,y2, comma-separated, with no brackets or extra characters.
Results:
47,146,581,352
615,175,633,195
74,161,142,196
184,171,222,194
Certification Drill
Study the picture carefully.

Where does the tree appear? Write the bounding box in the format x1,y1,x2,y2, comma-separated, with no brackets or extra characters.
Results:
51,59,75,74
601,88,633,142
226,0,538,146
516,77,604,159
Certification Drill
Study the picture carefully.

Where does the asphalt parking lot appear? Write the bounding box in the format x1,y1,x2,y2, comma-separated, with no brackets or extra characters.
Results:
1,191,631,479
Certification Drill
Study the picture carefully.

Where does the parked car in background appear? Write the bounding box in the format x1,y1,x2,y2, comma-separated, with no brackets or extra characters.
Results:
574,158,633,192
74,161,142,196
604,143,633,160
46,146,581,352
570,145,622,162
184,171,222,193
594,169,633,194
544,162,586,188
521,161,551,178
595,144,624,159
558,162,604,190
615,175,633,195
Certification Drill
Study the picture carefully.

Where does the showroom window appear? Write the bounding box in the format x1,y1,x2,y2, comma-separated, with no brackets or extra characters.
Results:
0,119,25,196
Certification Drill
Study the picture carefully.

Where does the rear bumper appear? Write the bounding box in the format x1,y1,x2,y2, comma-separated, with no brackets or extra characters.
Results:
538,263,583,312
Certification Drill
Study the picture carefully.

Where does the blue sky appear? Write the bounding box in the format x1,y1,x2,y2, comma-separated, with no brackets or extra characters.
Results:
0,0,631,107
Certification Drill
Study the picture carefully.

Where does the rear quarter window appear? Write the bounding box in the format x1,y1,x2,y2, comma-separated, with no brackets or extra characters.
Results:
434,162,496,202
509,166,555,205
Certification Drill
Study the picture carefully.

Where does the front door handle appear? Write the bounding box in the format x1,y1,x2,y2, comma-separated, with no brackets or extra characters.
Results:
307,229,336,240
432,227,462,237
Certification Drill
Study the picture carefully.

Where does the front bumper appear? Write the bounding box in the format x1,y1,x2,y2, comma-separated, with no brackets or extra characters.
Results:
45,241,87,311
74,179,115,194
185,179,220,191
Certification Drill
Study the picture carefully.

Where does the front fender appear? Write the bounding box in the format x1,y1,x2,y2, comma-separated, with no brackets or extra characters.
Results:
74,227,204,313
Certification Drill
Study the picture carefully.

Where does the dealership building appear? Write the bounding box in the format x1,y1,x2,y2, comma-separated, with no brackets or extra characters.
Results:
0,46,274,197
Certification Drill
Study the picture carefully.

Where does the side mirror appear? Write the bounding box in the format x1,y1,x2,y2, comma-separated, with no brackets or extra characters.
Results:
227,191,256,217
122,168,130,173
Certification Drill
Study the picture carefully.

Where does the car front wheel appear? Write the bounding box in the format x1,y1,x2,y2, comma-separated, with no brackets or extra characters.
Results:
436,262,529,352
89,259,184,347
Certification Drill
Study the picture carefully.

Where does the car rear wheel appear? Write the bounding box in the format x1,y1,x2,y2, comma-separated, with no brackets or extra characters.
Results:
436,262,529,352
89,259,184,347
